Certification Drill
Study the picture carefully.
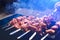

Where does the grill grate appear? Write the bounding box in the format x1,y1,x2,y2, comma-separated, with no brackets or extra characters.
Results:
0,14,60,40
1,25,48,40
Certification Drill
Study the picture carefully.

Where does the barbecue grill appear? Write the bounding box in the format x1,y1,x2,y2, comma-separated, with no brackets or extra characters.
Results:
0,14,60,40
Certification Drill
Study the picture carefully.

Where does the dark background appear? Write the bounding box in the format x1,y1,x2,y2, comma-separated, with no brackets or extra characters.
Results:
0,0,16,13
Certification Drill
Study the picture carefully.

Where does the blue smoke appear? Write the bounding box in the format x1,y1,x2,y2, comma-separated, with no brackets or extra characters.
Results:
5,0,60,14
12,0,60,11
